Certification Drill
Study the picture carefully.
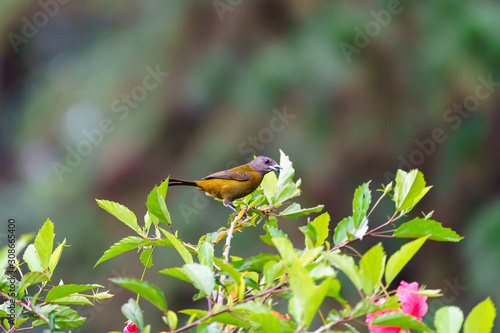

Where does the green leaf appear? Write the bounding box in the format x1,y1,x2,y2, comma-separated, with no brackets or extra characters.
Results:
214,258,245,300
352,182,371,228
50,295,93,305
111,278,167,312
260,220,286,246
261,171,278,203
394,218,463,242
48,238,66,276
181,263,215,297
300,213,330,248
122,298,144,330
370,312,432,332
385,236,429,286
435,306,463,333
19,272,50,291
34,219,54,271
161,229,193,264
464,297,496,333
311,212,330,247
146,178,172,225
140,247,154,268
0,233,33,273
94,236,144,267
273,150,301,205
280,203,324,218
272,237,296,265
46,284,103,301
198,240,214,268
32,304,86,329
96,199,141,234
325,253,361,290
23,244,44,272
393,169,432,212
359,243,386,295
288,262,315,325
159,267,192,283
333,216,356,245
166,311,178,331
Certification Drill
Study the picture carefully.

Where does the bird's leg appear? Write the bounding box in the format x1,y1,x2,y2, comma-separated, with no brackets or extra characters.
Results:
223,200,238,215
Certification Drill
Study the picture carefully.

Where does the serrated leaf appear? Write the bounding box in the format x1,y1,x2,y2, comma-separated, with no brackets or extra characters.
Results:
464,297,496,333
19,272,50,291
311,212,330,247
48,239,66,276
50,295,93,305
333,216,356,245
272,237,295,265
214,258,245,301
122,299,144,330
181,263,215,297
32,304,86,329
394,218,463,242
140,247,154,268
325,253,361,290
23,244,44,272
111,278,167,312
273,150,301,205
95,236,143,267
261,171,278,203
359,243,386,295
435,306,463,333
146,179,172,225
393,169,432,212
161,229,193,264
96,199,141,234
46,284,103,301
288,262,315,324
370,312,432,332
385,236,429,286
280,203,324,218
34,219,54,271
352,182,371,228
159,267,192,283
260,217,285,245
197,240,214,268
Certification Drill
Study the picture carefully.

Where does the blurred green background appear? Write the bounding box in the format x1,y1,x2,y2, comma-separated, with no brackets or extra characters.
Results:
1,0,500,331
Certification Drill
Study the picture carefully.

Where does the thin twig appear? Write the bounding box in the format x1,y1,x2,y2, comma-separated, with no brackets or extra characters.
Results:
0,291,54,329
217,216,238,305
310,316,351,333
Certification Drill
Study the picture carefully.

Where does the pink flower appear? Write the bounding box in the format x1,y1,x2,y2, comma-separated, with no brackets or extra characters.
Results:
366,281,429,333
123,321,138,333
396,281,428,320
366,298,404,333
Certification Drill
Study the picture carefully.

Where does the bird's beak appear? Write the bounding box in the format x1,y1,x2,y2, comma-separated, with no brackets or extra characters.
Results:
270,164,282,172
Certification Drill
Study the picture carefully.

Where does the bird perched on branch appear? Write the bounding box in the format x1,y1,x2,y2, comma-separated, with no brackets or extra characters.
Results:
168,156,282,213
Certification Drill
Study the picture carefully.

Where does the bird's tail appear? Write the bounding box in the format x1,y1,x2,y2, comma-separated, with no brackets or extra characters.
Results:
167,178,198,187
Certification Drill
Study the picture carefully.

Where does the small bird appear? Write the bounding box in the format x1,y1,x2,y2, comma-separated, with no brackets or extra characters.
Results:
168,156,282,213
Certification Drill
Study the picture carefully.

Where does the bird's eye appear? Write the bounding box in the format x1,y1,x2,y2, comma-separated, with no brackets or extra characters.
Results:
265,159,270,164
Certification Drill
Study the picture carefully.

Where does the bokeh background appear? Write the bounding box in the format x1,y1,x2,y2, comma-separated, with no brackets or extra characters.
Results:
1,0,500,331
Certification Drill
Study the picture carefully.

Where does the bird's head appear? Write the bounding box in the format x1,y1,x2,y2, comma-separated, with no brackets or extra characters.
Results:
251,156,282,174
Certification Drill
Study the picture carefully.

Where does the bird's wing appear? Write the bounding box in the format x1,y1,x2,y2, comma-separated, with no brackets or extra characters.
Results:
202,169,252,181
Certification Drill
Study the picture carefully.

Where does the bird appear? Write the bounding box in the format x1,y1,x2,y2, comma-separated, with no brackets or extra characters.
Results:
168,156,282,213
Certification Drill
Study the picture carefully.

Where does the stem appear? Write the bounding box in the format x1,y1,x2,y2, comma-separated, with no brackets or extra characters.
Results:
310,316,352,333
174,281,289,332
0,291,54,330
217,216,238,305
137,246,156,303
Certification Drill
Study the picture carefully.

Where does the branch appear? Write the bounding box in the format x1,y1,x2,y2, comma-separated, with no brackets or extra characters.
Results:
0,290,55,330
217,216,238,305
310,316,352,333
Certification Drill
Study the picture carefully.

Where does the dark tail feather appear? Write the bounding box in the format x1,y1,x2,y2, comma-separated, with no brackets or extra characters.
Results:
167,178,198,187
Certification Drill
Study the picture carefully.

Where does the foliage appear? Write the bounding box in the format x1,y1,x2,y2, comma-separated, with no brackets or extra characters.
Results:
89,151,494,332
0,219,112,332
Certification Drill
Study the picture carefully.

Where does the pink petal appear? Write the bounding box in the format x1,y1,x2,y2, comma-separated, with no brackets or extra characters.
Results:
396,281,429,320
